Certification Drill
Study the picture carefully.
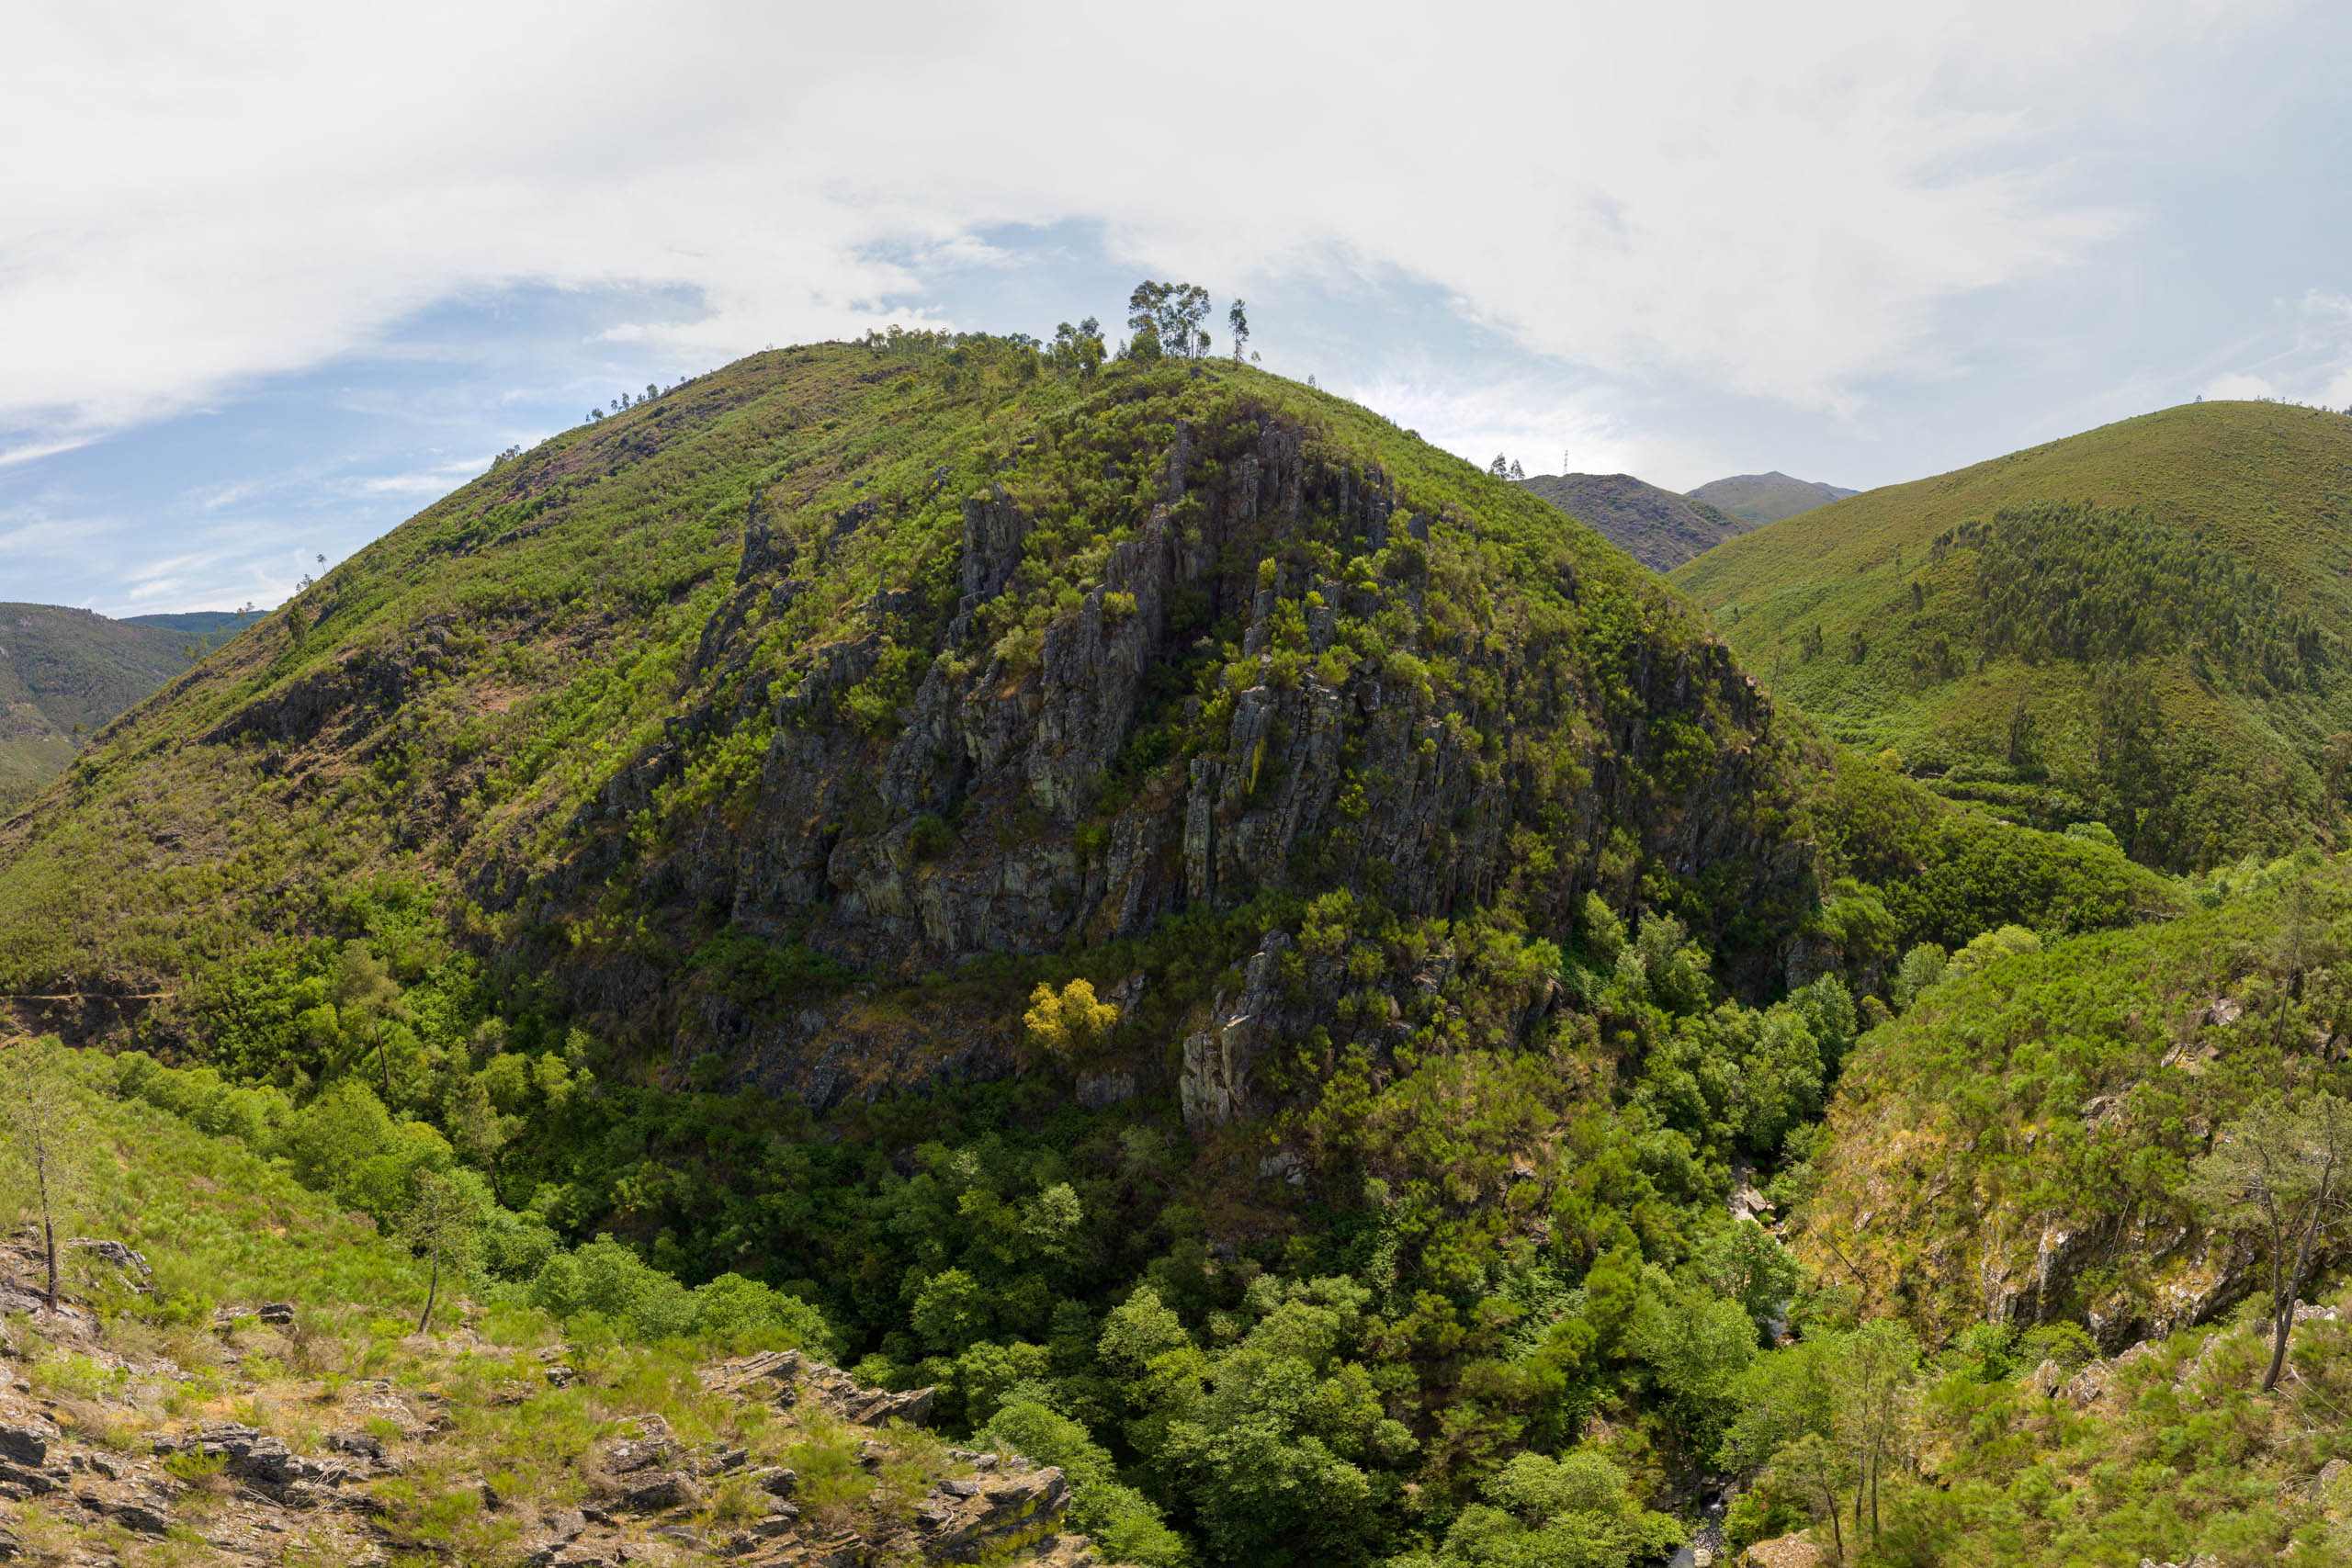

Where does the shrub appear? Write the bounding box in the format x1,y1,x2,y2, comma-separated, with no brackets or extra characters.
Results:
1023,979,1117,1059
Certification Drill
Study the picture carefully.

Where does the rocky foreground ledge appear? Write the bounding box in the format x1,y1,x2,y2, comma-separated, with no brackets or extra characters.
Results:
0,1243,1119,1568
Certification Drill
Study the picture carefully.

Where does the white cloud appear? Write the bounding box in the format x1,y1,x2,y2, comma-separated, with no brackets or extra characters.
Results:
0,0,2269,456
2198,292,2352,409
2198,373,2280,401
1344,373,1660,482
355,465,486,498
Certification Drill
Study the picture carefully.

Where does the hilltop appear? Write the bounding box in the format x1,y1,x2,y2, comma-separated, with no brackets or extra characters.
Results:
1670,400,2352,870
0,336,1838,1053
1687,472,1858,525
0,604,245,817
1516,471,1758,570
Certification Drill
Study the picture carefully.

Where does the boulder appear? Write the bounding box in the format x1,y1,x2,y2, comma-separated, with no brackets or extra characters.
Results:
604,1436,676,1474
618,1471,702,1512
1740,1534,1823,1568
916,1466,1071,1561
77,1491,170,1534
0,1422,52,1466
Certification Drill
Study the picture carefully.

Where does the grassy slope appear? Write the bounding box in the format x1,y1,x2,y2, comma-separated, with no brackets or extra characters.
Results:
1669,401,2352,867
0,345,967,995
0,605,218,816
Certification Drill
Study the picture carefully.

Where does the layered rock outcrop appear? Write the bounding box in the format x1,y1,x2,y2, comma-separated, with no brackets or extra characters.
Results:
556,395,1814,1098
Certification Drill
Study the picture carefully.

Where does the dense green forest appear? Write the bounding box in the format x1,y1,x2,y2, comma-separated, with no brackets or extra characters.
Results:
6,326,2352,1568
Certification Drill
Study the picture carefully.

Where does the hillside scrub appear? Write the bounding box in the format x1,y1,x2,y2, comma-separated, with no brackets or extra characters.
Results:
1672,400,2352,869
1722,1296,2352,1564
1797,852,2352,1349
0,1048,1095,1568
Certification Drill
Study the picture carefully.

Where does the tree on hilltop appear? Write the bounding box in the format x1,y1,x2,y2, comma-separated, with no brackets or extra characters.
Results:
1051,318,1107,379
1127,281,1212,361
1227,299,1250,363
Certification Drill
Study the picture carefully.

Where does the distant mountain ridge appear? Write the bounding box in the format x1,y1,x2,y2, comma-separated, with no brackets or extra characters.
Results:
124,609,251,638
1688,469,1859,525
0,603,243,815
1517,470,1758,570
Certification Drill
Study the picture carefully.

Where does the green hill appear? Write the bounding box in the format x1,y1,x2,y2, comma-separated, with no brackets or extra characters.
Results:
0,329,2234,1565
0,604,248,817
1669,400,2352,870
123,608,253,639
1517,471,1758,570
0,337,1839,1036
1685,471,1858,525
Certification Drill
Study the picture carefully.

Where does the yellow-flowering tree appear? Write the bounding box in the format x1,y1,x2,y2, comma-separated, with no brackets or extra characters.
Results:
1024,979,1119,1059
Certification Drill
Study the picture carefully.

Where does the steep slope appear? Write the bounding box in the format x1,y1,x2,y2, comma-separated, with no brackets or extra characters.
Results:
0,604,228,816
0,339,1822,1066
1517,471,1758,570
1670,400,2352,869
1793,856,2351,1349
1686,471,1857,525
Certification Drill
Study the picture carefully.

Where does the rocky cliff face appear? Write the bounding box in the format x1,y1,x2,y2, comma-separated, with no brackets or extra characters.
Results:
1791,890,2352,1351
537,388,1816,1105
0,349,1823,1111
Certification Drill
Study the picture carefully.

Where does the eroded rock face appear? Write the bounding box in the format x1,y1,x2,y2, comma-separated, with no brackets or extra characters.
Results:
1180,930,1292,1130
919,1465,1072,1561
553,401,1809,1099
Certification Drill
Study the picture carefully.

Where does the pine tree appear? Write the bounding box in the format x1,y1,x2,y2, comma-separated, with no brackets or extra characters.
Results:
0,1037,85,1313
399,1170,481,1335
2190,1091,2352,1390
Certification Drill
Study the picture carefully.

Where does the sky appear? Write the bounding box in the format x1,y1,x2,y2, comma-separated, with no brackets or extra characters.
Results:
4,0,2351,615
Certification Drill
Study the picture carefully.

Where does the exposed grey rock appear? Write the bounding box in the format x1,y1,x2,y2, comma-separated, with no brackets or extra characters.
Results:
603,1435,675,1473
617,1470,701,1511
0,1420,51,1466
1181,931,1290,1130
64,1239,150,1278
706,1348,937,1428
77,1490,170,1533
921,1466,1071,1561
